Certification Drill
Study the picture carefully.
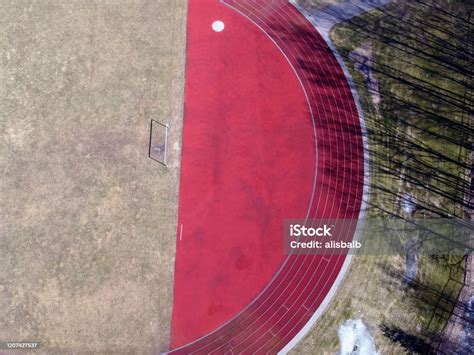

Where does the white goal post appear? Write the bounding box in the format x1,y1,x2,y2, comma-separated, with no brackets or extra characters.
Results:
148,120,170,166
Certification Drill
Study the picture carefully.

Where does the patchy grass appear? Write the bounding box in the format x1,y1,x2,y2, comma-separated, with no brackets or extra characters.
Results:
293,0,472,353
0,0,187,352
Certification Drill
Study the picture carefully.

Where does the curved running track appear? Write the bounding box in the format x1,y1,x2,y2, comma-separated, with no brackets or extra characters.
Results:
170,0,364,353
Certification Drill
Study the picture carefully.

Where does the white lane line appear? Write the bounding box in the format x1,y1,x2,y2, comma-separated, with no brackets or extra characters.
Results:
179,224,183,241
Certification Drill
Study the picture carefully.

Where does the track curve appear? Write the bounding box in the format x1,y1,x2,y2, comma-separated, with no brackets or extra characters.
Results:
169,0,365,353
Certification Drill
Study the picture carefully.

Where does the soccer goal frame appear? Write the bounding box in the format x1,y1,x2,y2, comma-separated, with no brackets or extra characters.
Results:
148,119,170,167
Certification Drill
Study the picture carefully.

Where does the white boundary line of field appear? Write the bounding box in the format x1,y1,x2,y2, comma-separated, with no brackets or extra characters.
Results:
279,1,392,353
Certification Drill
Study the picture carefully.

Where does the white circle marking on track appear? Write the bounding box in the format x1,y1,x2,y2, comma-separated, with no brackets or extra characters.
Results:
212,20,225,32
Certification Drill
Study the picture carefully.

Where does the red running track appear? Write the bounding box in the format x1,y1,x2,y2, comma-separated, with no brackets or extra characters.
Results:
170,0,364,353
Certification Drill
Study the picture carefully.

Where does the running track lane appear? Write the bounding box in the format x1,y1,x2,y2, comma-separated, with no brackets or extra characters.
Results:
170,0,364,353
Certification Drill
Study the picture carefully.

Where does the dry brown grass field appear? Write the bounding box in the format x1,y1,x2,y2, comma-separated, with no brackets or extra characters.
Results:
0,0,187,352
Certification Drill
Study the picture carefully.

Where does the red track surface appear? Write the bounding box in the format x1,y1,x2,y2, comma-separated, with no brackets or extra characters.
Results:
170,0,364,353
